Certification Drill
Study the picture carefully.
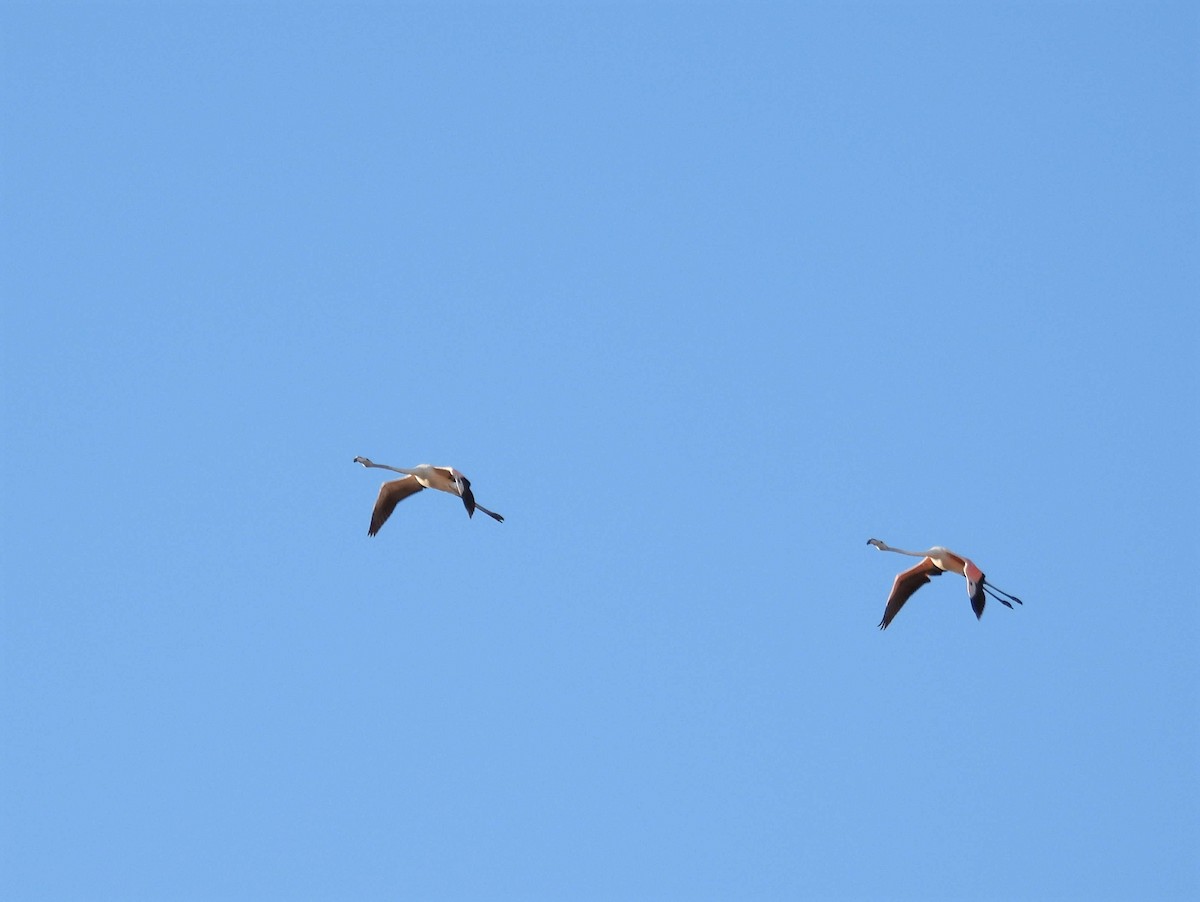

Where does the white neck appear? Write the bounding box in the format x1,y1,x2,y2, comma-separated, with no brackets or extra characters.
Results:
357,458,414,477
874,541,929,558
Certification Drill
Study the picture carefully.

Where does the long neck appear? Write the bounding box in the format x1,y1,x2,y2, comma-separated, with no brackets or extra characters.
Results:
878,543,929,558
362,460,412,476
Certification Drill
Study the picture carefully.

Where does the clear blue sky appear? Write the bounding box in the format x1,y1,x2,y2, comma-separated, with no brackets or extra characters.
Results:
2,2,1197,899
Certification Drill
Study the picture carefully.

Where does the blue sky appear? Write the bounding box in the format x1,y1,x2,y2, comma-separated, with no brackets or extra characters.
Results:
2,2,1196,899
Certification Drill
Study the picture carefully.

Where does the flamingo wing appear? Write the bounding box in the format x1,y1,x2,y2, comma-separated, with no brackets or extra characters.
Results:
459,477,477,518
426,466,476,518
878,557,944,629
962,558,987,619
367,477,424,536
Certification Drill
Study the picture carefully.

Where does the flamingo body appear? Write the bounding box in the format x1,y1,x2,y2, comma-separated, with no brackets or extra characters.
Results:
867,538,1021,629
354,457,504,535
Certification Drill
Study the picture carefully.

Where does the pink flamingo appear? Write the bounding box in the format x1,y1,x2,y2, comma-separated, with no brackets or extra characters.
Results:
354,457,504,535
867,539,1022,629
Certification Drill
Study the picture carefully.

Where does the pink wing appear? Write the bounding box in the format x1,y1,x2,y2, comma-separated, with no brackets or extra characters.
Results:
878,557,944,629
367,477,424,536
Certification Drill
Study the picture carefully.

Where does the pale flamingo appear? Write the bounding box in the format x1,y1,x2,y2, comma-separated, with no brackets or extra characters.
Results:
867,538,1022,629
354,457,504,535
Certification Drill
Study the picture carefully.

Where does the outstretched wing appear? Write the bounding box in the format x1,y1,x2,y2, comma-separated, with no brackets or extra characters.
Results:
966,576,987,619
459,477,477,518
963,558,987,619
367,477,424,536
878,557,944,629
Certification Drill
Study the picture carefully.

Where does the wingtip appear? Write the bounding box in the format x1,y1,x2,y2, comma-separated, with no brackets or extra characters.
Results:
461,486,477,518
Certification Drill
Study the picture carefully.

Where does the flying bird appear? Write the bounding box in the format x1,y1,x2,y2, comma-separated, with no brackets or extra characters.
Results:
867,538,1022,629
354,456,504,535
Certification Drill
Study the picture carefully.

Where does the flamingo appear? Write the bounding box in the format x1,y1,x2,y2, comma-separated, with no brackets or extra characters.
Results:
353,456,504,535
867,538,1022,629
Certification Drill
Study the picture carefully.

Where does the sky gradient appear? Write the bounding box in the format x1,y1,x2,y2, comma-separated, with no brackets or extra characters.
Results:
2,2,1197,899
